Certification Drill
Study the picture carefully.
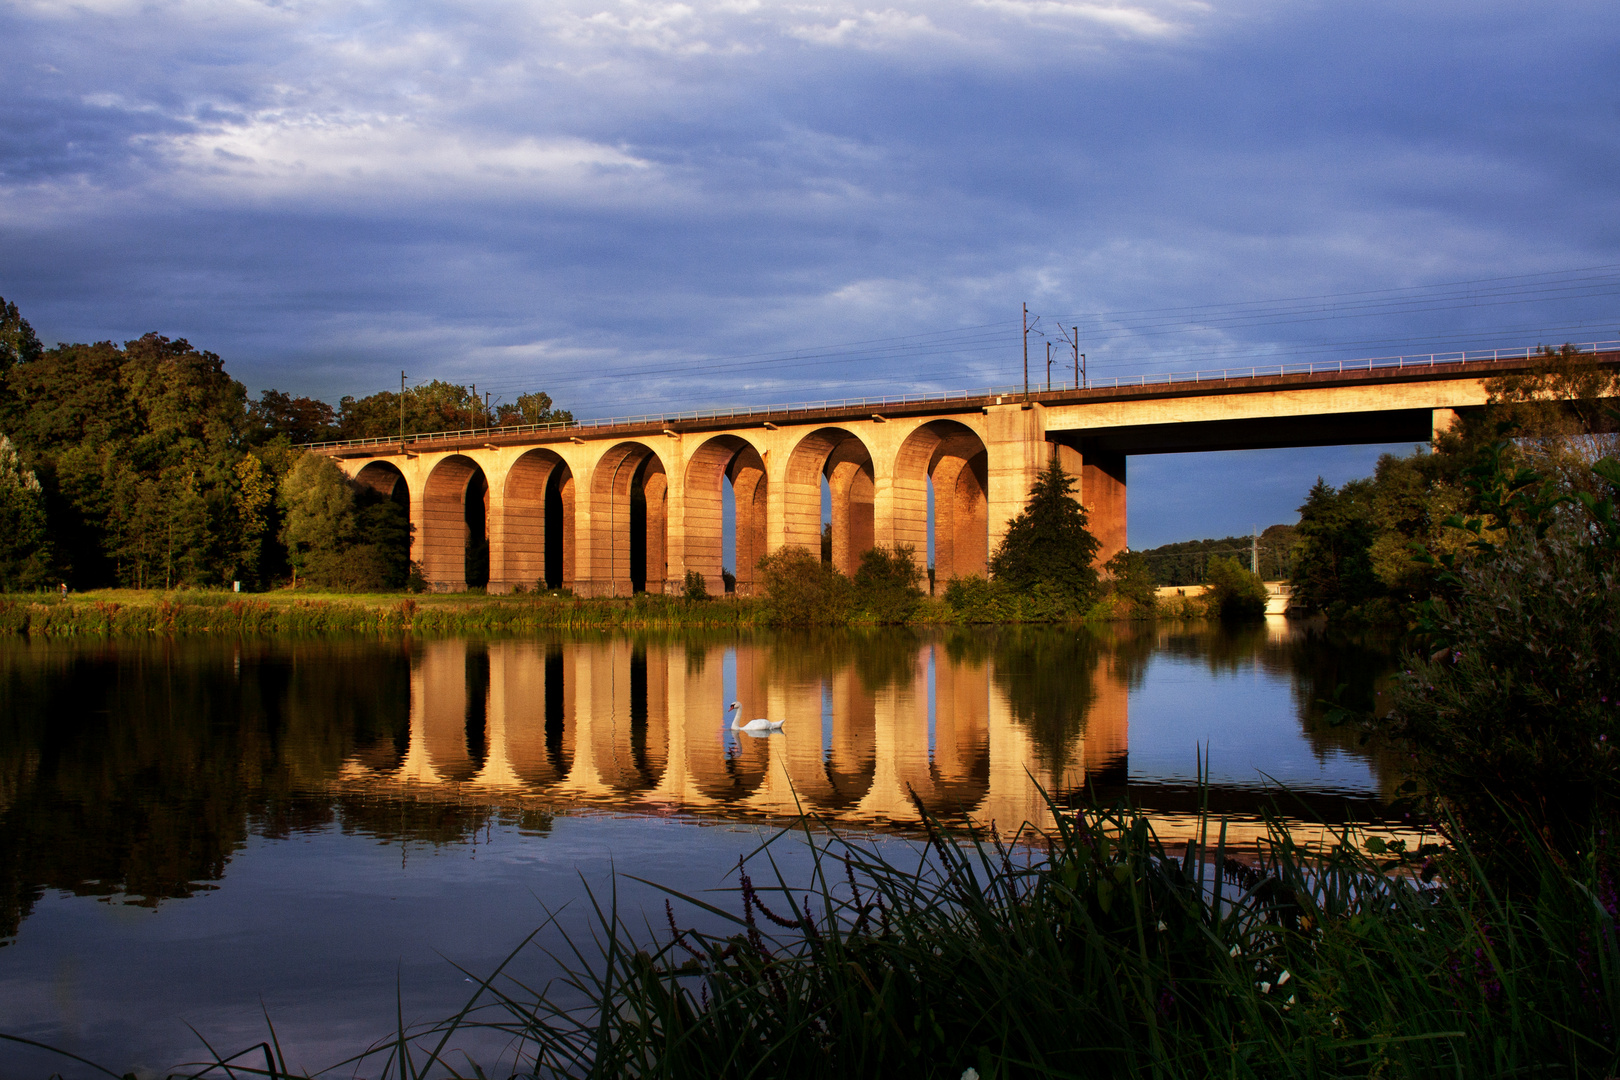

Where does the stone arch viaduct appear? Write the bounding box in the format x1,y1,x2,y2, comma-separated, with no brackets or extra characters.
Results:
312,348,1620,595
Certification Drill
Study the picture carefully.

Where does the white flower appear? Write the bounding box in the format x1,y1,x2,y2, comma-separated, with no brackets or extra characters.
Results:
962,1069,981,1080
1277,969,1291,986
1259,981,1272,994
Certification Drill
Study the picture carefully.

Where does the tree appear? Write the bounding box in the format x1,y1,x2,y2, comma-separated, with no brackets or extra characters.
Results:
0,434,52,591
247,390,339,445
0,296,42,376
496,391,574,427
852,544,924,623
278,453,357,586
1103,548,1156,612
0,331,266,588
989,456,1101,610
1203,555,1268,621
337,382,574,440
1380,447,1620,880
1288,478,1379,613
758,546,851,625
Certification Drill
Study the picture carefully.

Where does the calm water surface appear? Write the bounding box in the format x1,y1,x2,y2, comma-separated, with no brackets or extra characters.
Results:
0,621,1399,1076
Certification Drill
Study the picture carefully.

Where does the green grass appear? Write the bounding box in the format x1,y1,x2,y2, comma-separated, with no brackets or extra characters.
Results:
0,589,770,636
0,588,1188,636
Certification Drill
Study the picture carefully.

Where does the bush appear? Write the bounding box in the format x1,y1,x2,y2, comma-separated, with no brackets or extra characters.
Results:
682,569,709,601
1381,446,1620,875
1203,556,1268,621
851,544,924,623
757,546,851,625
1103,548,1156,613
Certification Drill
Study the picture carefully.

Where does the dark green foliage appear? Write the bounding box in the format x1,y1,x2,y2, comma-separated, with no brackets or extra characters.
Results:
989,457,1101,610
497,390,573,428
0,296,42,375
337,381,574,440
1380,445,1620,874
1137,525,1295,586
0,435,52,591
682,569,709,601
248,390,339,444
0,333,261,589
1102,548,1157,612
278,453,411,591
942,574,1084,623
851,544,924,623
1288,477,1380,613
1203,555,1268,621
758,546,851,625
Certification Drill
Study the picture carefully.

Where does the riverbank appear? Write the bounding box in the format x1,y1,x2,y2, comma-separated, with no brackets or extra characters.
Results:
0,589,769,636
0,588,1198,636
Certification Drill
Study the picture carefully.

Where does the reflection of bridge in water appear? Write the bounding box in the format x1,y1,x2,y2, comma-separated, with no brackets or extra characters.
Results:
336,639,1129,832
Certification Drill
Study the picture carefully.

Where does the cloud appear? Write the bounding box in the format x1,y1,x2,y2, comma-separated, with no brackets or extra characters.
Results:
151,114,655,200
2,0,1618,542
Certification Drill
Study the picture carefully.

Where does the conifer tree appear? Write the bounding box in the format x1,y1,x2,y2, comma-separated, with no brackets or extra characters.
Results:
989,455,1101,609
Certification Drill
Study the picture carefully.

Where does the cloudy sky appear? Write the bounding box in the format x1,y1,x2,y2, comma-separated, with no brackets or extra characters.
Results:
3,0,1617,545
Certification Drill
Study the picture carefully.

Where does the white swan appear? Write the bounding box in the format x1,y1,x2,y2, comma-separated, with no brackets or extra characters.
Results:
727,701,784,735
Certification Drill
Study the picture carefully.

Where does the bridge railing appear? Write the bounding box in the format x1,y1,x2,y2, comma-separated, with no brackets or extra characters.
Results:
299,339,1620,451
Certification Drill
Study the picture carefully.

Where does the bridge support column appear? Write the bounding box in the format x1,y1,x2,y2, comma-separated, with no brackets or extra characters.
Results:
1080,446,1127,568
985,402,1047,560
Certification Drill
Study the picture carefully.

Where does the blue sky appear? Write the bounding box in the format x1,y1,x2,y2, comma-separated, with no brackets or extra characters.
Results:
2,0,1617,546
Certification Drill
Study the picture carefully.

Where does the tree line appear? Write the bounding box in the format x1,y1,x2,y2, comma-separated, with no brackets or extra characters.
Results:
1286,344,1619,619
0,296,570,592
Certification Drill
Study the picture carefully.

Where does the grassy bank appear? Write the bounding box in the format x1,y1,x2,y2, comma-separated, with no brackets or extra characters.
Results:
0,588,1201,636
0,589,771,636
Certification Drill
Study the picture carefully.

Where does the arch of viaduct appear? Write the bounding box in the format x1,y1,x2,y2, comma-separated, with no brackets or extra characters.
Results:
318,353,1616,595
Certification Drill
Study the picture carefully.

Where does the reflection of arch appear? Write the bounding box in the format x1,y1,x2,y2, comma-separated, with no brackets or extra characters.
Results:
501,449,573,592
928,645,990,809
498,643,575,787
686,435,769,596
894,420,988,593
816,666,877,808
785,428,874,576
681,644,771,802
355,460,408,503
423,455,488,591
590,442,667,596
593,645,670,793
420,640,482,783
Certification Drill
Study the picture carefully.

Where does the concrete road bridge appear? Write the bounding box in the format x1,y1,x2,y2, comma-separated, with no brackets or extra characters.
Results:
308,344,1620,596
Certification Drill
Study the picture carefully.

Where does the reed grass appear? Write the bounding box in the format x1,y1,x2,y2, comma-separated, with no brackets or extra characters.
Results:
99,786,1603,1080
9,783,1617,1078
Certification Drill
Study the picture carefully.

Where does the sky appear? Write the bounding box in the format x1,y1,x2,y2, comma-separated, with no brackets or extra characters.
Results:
2,0,1617,547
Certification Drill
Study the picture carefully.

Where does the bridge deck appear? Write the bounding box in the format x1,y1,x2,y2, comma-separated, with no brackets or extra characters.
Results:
307,344,1620,457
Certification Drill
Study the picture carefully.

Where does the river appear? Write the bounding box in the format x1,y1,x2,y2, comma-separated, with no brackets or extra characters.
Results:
0,619,1403,1076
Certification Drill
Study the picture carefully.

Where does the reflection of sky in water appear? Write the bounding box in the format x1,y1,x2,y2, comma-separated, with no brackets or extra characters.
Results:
0,627,1399,1076
1,814,850,1078
1129,654,1375,796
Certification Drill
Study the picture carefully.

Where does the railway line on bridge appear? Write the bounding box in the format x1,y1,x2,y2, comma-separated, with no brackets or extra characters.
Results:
309,343,1620,596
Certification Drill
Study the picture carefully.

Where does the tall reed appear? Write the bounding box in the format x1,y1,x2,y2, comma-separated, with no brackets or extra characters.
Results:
327,791,1620,1080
